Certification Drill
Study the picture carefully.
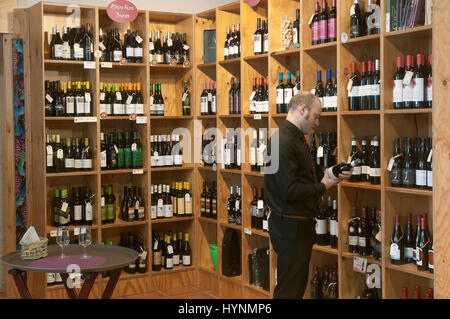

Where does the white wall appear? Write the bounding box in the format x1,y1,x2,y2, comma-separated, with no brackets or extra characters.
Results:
19,0,236,14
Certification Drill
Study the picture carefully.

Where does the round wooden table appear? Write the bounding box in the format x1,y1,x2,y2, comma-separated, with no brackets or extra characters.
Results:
2,244,139,299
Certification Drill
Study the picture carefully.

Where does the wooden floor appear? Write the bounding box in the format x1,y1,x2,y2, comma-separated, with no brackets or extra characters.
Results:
115,285,218,299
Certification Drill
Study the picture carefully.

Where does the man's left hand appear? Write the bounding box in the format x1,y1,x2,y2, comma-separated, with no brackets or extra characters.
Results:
337,162,353,181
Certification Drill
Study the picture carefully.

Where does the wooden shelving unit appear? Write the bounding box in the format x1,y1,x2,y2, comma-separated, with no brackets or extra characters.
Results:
12,0,448,299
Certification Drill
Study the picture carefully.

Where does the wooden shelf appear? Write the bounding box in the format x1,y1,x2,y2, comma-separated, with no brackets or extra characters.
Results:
152,265,195,276
243,54,268,63
44,59,88,66
385,186,432,197
100,169,147,175
197,115,217,120
245,283,271,296
46,171,97,178
341,110,381,116
220,274,242,285
218,58,241,66
386,263,434,280
244,228,269,238
271,114,287,118
197,62,217,69
385,109,432,115
271,48,300,58
219,168,242,175
340,181,381,191
313,245,338,256
151,216,194,224
198,266,218,275
342,34,381,46
219,222,242,231
303,41,337,52
219,114,241,119
321,112,338,117
384,25,432,39
198,216,218,224
341,252,382,266
100,116,144,121
104,62,147,68
244,171,264,178
151,165,194,172
149,64,192,71
197,166,217,173
101,219,148,229
243,114,269,120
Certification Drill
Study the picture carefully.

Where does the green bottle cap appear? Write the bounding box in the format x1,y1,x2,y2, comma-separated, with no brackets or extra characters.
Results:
54,188,60,197
61,189,68,198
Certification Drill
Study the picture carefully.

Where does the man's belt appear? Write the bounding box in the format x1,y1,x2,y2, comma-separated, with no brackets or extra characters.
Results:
270,208,313,220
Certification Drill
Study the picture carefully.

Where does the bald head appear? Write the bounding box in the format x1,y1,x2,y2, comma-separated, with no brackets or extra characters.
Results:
288,91,320,114
286,91,322,134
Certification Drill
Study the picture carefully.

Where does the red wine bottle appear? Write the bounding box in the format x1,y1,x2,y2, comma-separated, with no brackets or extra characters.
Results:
328,0,337,42
311,2,320,45
390,214,405,265
348,62,360,111
393,56,404,109
360,62,368,110
350,0,364,38
403,55,415,109
426,54,432,108
310,266,322,298
358,208,369,256
404,213,415,263
413,54,426,109
330,200,338,249
348,207,359,253
319,0,328,44
416,216,429,271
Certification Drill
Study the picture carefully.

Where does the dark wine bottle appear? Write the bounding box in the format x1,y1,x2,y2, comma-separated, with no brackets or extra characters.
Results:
402,138,416,188
390,138,403,187
311,2,320,45
310,266,322,299
348,207,359,253
350,0,364,38
413,54,426,109
416,216,430,271
348,62,360,111
393,56,405,109
390,214,405,265
404,213,415,264
319,0,328,44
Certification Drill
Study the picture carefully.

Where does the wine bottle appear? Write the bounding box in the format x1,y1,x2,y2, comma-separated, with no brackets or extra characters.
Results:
234,186,242,226
263,20,269,54
426,138,433,190
224,26,230,60
276,72,285,114
64,138,74,172
293,9,300,45
370,136,380,185
403,55,415,109
315,70,325,109
284,72,294,109
358,208,369,256
310,266,322,299
390,138,403,187
404,213,415,264
319,0,328,44
360,62,368,110
59,188,71,226
393,56,404,109
164,235,174,270
316,203,328,246
330,200,338,249
348,207,359,253
350,0,364,38
413,54,426,109
311,2,320,46
328,0,337,42
402,138,416,188
324,69,334,113
72,187,83,226
426,54,432,108
415,138,427,189
349,136,362,182
390,214,405,265
348,62,360,111
416,216,429,271
182,81,191,116
52,25,64,60
182,233,192,266
227,186,235,224
253,18,263,55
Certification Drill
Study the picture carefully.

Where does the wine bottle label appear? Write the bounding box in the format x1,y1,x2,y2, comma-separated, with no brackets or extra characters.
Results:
153,250,161,266
65,158,74,168
174,154,183,166
319,20,328,40
371,84,381,96
404,247,414,259
312,22,320,42
134,103,143,115
101,151,107,167
47,154,53,167
349,235,358,246
330,220,338,236
390,168,402,186
57,149,64,159
427,170,433,187
173,254,180,265
359,85,368,97
402,168,416,187
47,273,56,284
415,169,427,186
361,165,369,175
359,237,366,247
253,35,262,54
263,219,268,231
185,199,192,215
164,204,173,218
416,247,424,266
113,50,123,62
54,44,63,58
134,48,143,58
82,159,92,169
349,85,360,98
113,103,123,115
178,197,185,215
390,243,400,260
371,168,380,177
403,82,414,102
224,47,229,58
284,89,293,105
183,255,191,266
74,205,82,221
413,78,425,102
237,149,241,166
257,148,264,166
393,80,403,102
62,43,71,59
151,205,157,219
328,18,337,39
426,77,432,101
74,44,84,59
211,97,217,113
429,250,434,269
85,203,93,221
101,197,105,207
229,45,235,56
353,166,362,176
315,219,327,235
66,99,75,115
157,54,164,63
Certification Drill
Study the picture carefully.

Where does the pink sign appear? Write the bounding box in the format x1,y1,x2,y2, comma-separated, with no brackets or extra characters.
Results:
107,0,138,23
245,0,260,7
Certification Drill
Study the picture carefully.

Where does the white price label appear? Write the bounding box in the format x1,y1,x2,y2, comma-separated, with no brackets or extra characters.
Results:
427,149,433,163
84,61,96,69
114,145,118,154
136,116,147,124
167,39,173,47
183,45,190,50
99,43,106,51
244,228,252,235
341,32,349,43
135,35,143,44
85,93,91,102
116,92,122,101
74,228,80,236
353,256,368,273
257,200,264,210
50,231,57,237
74,117,97,123
149,42,155,51
308,13,315,26
350,4,356,16
249,91,256,102
46,94,53,103
387,153,403,172
61,202,68,213
347,78,354,91
317,146,324,158
403,71,414,86
133,169,144,175
182,93,188,102
254,114,262,120
101,62,113,68
310,89,316,95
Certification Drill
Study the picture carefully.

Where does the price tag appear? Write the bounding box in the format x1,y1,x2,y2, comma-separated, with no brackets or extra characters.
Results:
308,13,315,26
46,145,53,155
254,114,262,120
136,116,147,124
332,148,337,156
353,256,368,274
126,95,133,105
84,61,96,69
249,91,256,101
114,145,118,154
101,62,113,68
350,5,356,16
310,89,316,95
293,87,299,96
153,241,158,250
167,38,173,47
74,228,80,236
100,92,106,101
74,117,97,123
257,200,264,210
149,42,155,50
131,143,137,152
141,251,148,260
116,92,122,100
244,228,252,235
403,71,414,86
133,169,144,175
135,35,143,44
99,43,106,51
61,202,68,213
50,230,57,238
341,32,349,43
427,149,433,162
208,93,212,102
85,93,91,102
94,50,102,59
317,146,324,158
183,45,190,50
387,153,403,172
182,93,188,102
57,149,64,159
347,78,354,91
45,94,53,103
167,246,173,254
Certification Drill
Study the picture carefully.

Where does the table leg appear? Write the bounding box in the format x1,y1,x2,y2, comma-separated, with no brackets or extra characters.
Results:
101,268,122,299
77,272,98,299
8,269,32,299
60,273,78,299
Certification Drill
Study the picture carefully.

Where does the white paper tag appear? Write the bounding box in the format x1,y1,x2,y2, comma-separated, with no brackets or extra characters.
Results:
257,200,264,210
353,256,368,273
114,145,118,154
50,230,57,238
46,94,53,103
136,116,147,124
249,91,256,102
310,89,316,95
126,95,133,105
347,78,354,91
61,202,68,213
101,62,113,68
74,228,80,236
85,93,91,102
387,153,403,171
244,228,252,235
100,92,106,101
317,146,324,158
84,61,96,69
99,42,106,51
254,114,262,120
427,149,433,163
57,149,64,159
135,35,143,44
149,42,155,51
350,4,356,16
74,117,97,123
167,39,173,47
116,92,122,101
308,13,315,26
403,71,414,86
133,169,144,175
182,93,188,102
183,45,190,50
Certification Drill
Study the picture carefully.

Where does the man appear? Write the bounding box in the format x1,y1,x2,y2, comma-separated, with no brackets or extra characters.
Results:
264,92,352,299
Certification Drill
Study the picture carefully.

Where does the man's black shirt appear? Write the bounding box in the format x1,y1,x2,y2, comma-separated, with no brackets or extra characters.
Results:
264,119,326,218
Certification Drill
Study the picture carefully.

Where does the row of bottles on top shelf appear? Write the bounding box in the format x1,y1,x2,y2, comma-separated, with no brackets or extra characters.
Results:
314,196,338,248
45,81,93,117
310,264,339,299
46,24,94,61
347,60,381,111
150,182,192,220
348,206,382,260
100,185,146,224
389,137,433,190
393,54,432,109
152,231,192,271
46,135,92,173
349,0,381,39
149,30,190,66
100,131,143,170
52,186,94,227
200,182,217,220
390,213,433,273
99,28,143,63
310,0,338,45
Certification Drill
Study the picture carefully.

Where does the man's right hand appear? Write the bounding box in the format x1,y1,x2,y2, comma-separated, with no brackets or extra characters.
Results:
321,168,340,190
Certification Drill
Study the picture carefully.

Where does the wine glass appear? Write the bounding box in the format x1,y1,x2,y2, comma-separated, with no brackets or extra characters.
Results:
79,226,92,259
56,226,70,259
